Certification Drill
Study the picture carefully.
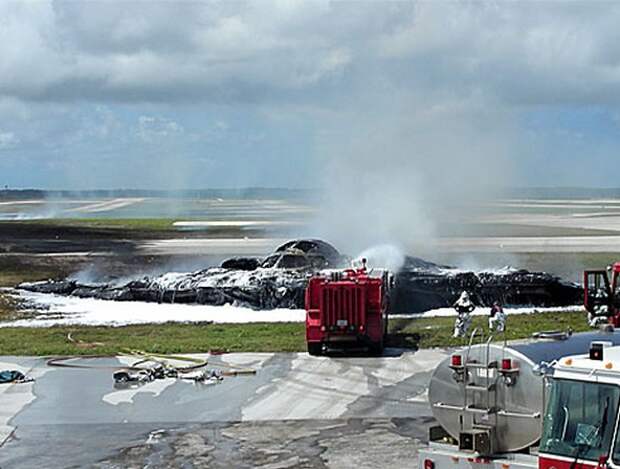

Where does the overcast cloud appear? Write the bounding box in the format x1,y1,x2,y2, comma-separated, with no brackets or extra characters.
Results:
1,0,620,190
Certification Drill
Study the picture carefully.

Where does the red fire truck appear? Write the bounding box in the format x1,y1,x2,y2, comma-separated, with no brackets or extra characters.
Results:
584,262,620,326
304,260,392,355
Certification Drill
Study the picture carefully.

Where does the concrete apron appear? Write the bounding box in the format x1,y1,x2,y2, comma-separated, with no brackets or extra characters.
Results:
0,349,447,464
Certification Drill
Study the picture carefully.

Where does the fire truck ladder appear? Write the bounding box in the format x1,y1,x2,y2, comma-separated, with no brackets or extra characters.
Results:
460,328,498,424
434,327,538,447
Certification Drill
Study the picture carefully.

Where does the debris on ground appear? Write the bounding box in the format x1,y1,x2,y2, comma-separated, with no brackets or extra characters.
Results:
47,352,256,389
0,370,34,384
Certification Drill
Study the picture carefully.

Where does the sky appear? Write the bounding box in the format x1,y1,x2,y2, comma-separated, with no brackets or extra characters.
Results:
1,0,620,190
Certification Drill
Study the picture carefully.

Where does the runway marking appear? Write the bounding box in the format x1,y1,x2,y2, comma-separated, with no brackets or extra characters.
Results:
66,198,145,214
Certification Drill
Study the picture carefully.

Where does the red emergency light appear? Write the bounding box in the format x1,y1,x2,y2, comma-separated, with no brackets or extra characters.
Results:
451,354,463,367
590,342,604,361
501,358,512,370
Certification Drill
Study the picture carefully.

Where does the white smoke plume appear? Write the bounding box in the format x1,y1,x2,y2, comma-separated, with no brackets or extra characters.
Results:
313,92,517,256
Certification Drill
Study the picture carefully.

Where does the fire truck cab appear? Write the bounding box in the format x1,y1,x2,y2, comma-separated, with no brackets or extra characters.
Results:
538,342,620,469
584,263,620,326
304,260,392,355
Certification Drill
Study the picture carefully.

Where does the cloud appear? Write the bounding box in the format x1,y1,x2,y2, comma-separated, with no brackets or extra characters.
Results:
0,0,359,103
0,1,619,108
136,116,184,143
0,131,19,150
2,1,620,191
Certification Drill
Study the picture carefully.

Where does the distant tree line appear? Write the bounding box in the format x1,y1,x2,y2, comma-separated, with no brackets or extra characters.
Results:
500,187,620,199
5,186,617,202
0,189,45,200
0,188,316,201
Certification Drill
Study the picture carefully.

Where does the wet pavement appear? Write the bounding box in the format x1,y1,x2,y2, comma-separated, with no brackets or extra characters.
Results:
0,349,446,468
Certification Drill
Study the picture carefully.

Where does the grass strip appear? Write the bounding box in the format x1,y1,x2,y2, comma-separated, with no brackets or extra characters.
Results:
388,310,591,349
0,322,305,356
0,310,592,356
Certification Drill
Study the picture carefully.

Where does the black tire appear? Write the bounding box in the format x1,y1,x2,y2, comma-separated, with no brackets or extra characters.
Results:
369,341,384,356
383,312,389,337
307,343,323,356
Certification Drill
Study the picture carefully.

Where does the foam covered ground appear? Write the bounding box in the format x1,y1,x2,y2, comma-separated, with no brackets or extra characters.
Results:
0,289,582,327
1,290,305,327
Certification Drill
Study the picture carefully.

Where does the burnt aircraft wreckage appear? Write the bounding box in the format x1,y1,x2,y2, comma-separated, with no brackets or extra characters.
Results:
19,239,583,314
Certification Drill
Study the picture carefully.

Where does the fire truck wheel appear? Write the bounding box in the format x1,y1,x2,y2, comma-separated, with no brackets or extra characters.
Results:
307,343,323,356
369,342,384,356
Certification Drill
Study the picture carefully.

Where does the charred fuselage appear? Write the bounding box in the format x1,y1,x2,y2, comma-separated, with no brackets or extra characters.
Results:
19,239,583,313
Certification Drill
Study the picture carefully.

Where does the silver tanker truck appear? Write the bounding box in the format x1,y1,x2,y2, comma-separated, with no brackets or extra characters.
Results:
419,329,620,469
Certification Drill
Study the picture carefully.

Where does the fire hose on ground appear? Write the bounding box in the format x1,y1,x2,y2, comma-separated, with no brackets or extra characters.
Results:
45,345,257,386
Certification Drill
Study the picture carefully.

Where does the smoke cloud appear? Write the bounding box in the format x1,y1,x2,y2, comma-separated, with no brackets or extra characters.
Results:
313,91,517,255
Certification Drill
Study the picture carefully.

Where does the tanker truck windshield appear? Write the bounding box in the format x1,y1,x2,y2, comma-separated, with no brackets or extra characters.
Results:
540,379,620,462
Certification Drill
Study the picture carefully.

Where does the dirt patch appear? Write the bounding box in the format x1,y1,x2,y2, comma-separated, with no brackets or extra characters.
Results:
0,291,31,321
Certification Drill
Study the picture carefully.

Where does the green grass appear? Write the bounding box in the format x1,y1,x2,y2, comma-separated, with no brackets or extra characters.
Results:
0,322,306,356
0,255,76,287
33,218,179,232
0,293,21,321
4,217,254,240
389,310,590,349
0,266,66,287
0,310,592,356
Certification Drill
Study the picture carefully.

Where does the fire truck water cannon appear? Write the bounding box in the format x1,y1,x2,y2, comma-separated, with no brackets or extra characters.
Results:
304,258,393,356
419,330,620,469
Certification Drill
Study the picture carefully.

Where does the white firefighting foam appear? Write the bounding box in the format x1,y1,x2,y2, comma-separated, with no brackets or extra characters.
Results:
1,290,305,327
0,289,581,328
